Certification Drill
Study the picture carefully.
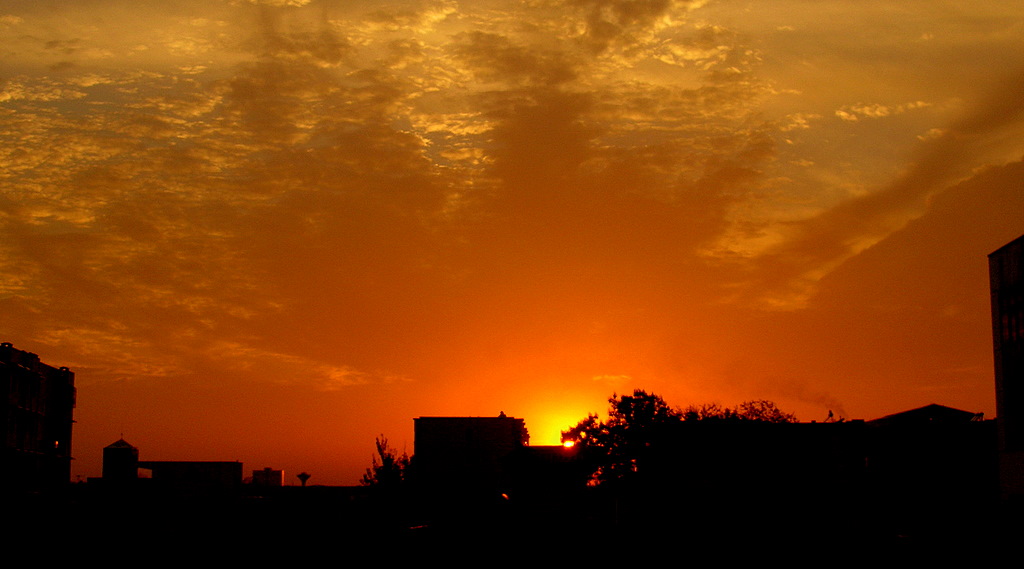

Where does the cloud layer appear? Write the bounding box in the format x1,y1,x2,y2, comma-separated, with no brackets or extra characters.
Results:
2,0,1023,483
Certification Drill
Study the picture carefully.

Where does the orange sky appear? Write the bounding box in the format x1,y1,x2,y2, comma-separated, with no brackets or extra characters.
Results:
2,1,1023,485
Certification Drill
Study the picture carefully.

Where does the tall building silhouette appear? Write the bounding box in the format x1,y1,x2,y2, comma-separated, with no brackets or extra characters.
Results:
1,342,76,491
990,234,1024,497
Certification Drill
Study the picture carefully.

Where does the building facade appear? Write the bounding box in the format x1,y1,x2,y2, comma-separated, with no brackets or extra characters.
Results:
1,342,76,492
990,234,1024,497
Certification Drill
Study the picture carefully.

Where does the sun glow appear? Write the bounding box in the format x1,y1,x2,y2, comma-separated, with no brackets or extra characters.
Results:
518,402,595,446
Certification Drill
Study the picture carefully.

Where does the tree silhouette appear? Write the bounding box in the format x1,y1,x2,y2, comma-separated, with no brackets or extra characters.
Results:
563,391,798,484
735,399,798,423
360,435,409,487
562,390,681,484
682,399,797,423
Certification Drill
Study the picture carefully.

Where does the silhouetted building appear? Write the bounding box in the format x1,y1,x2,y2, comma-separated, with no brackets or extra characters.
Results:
412,414,528,499
252,467,284,487
92,439,244,504
1,342,76,492
868,403,982,426
647,419,869,512
504,444,590,497
650,406,994,537
991,234,1024,498
138,460,243,496
865,404,996,512
103,438,140,482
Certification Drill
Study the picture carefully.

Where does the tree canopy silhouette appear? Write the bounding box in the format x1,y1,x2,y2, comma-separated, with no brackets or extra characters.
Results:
562,390,797,484
682,400,798,423
561,390,681,484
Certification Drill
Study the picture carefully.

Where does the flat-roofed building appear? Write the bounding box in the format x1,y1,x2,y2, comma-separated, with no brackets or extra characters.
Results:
252,467,284,487
138,460,243,496
412,414,528,498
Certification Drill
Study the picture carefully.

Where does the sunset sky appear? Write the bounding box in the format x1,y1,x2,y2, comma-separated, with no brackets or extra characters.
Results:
3,0,1023,485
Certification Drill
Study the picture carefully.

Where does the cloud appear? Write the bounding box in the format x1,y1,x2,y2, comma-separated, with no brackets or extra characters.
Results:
360,0,457,34
2,0,1020,393
835,101,930,121
239,0,314,7
204,340,401,389
453,31,579,86
568,0,695,54
741,67,1024,309
591,374,633,388
0,78,87,102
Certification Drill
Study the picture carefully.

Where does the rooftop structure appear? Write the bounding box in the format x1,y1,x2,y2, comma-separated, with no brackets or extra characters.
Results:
103,438,140,482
